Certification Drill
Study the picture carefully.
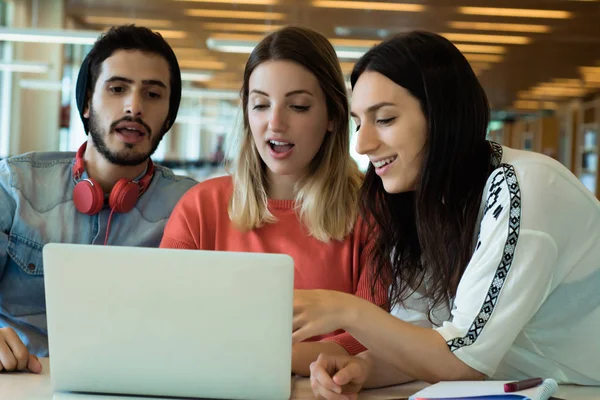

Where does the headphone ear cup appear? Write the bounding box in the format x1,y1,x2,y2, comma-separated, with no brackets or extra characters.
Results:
109,179,140,213
73,179,104,215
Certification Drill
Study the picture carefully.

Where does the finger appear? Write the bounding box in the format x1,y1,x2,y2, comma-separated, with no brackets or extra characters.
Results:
292,326,312,344
0,337,18,371
3,328,29,371
310,360,342,393
292,291,305,311
292,314,305,332
27,354,42,374
312,384,350,400
332,362,364,386
311,374,349,400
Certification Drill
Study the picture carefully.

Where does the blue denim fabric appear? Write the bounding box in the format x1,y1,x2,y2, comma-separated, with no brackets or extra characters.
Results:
0,151,197,356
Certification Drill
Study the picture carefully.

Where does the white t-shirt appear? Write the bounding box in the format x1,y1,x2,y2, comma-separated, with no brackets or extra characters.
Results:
391,143,600,385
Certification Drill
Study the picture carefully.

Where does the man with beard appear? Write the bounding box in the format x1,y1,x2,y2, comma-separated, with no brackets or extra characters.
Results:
0,25,197,373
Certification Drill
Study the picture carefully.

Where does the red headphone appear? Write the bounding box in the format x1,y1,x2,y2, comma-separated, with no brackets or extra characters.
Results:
72,142,155,215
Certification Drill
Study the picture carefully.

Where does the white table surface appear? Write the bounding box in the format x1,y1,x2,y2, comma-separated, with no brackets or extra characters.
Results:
2,358,599,399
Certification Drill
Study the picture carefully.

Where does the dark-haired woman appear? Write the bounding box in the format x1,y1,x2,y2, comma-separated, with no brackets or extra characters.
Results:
292,31,600,398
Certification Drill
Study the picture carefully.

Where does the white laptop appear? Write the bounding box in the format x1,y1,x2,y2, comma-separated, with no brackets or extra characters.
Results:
43,243,294,400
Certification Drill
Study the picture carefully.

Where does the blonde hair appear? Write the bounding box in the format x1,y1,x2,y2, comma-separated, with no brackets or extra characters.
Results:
228,26,362,242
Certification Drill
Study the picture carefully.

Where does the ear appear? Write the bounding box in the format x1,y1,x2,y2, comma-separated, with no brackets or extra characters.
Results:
163,119,171,132
327,120,334,133
82,92,92,118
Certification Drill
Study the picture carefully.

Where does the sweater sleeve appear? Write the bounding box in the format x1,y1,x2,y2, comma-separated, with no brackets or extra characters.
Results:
320,221,389,355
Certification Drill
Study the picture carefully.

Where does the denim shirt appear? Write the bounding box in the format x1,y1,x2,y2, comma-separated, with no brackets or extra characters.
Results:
0,151,197,356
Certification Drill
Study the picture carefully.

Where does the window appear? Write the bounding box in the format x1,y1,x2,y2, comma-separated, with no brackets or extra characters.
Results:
0,0,11,158
60,43,90,152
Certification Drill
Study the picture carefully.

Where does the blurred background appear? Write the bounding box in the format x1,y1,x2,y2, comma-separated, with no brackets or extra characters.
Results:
0,0,599,197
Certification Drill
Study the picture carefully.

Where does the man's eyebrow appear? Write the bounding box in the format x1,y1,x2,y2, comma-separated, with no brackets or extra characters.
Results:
105,76,134,84
104,76,167,89
142,79,167,88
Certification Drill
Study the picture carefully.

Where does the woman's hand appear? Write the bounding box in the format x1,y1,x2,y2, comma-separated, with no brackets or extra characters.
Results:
309,352,372,400
293,289,358,343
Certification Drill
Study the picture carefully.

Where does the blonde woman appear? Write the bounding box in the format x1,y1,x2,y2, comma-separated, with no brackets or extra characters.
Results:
160,26,386,375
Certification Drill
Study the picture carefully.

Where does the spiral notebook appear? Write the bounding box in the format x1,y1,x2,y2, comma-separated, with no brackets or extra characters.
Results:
409,378,558,400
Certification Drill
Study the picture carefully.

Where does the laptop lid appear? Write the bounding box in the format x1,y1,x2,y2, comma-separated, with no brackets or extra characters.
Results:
43,243,294,400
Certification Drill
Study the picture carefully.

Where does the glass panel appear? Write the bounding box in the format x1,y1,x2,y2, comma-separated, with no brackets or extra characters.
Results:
0,0,10,158
580,125,598,195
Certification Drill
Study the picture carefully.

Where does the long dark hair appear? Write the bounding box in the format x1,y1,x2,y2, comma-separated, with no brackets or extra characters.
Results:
352,31,494,318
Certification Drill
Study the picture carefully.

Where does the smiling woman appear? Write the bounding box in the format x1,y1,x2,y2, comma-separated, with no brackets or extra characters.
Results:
291,31,600,399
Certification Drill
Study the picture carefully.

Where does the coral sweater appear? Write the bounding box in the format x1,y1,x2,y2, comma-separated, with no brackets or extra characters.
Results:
160,176,386,355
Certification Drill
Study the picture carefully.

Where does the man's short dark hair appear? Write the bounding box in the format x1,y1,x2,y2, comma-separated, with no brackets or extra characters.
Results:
75,25,182,134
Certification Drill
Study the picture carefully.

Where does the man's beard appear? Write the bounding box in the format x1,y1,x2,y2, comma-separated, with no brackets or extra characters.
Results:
88,106,165,166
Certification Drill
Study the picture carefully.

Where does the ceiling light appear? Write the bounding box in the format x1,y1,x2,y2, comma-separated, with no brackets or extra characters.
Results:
155,30,188,39
468,62,491,70
448,21,550,33
583,75,600,83
548,78,584,87
312,1,426,12
513,100,558,110
206,37,256,53
175,0,278,4
209,44,255,53
84,16,172,28
173,47,211,56
463,54,504,63
442,33,531,45
207,34,372,59
182,87,240,100
329,38,380,47
208,33,264,41
455,44,506,54
521,86,589,97
181,70,214,81
335,48,367,59
0,61,49,73
458,7,572,19
203,22,282,32
0,27,99,44
580,66,600,74
184,9,285,20
102,27,188,40
178,60,227,70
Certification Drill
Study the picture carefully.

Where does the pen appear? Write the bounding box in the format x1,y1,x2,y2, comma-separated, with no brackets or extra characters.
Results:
504,377,544,392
